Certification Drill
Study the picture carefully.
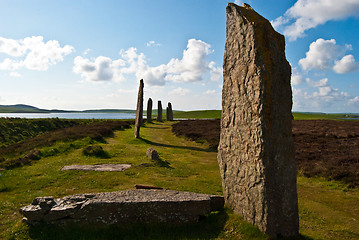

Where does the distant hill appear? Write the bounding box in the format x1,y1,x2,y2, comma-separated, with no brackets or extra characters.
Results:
0,104,52,113
0,104,135,114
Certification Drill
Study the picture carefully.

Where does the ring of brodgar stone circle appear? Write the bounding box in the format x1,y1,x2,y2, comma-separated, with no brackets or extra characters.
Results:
18,3,299,238
217,3,299,238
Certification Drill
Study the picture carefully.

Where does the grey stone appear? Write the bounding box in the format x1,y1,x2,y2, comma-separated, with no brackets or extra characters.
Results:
167,102,173,121
146,148,159,160
157,101,162,122
217,3,298,238
134,79,144,138
19,189,224,225
61,164,132,172
147,98,153,123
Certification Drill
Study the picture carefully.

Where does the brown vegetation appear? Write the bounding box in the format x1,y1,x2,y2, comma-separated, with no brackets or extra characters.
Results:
172,119,359,188
0,120,133,169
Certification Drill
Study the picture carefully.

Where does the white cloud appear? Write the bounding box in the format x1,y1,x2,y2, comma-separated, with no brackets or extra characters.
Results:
348,96,359,106
298,38,359,74
204,90,217,95
305,77,329,88
9,72,21,77
0,37,26,56
120,47,167,86
0,58,23,70
299,39,346,71
333,55,359,74
73,38,221,86
168,87,190,96
73,56,126,82
272,0,359,41
0,36,74,71
293,77,351,112
291,67,304,85
165,39,213,83
83,48,91,55
208,61,222,82
146,41,160,47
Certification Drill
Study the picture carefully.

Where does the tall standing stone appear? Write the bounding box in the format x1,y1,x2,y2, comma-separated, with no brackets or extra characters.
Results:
157,101,162,122
134,79,144,138
217,3,298,238
166,107,169,121
147,98,153,123
168,102,173,121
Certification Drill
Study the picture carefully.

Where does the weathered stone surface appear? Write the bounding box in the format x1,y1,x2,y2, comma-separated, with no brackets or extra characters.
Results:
167,102,173,121
157,101,162,121
217,3,298,237
134,79,144,138
61,164,131,172
20,190,224,225
146,148,159,160
147,98,153,123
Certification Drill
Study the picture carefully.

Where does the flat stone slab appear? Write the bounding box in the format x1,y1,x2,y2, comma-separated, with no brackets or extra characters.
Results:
20,189,224,225
61,164,131,172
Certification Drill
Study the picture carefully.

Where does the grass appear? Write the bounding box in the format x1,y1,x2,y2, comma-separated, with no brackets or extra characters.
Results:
0,121,358,239
297,176,359,240
292,112,359,120
173,110,221,119
170,110,359,120
0,120,132,169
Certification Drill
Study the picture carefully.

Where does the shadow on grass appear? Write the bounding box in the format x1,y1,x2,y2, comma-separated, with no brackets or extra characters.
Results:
286,235,314,240
25,210,229,240
139,137,216,153
142,122,171,129
144,126,170,129
153,156,173,169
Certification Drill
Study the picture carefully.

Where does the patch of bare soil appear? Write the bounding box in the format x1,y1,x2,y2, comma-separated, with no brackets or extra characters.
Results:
172,120,359,188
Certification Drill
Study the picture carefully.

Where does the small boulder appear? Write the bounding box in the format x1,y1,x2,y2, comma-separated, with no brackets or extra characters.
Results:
146,148,159,160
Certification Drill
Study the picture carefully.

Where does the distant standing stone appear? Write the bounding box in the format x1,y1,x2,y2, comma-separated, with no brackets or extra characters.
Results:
166,107,169,121
217,3,298,238
167,102,173,121
134,79,144,138
147,98,153,123
157,101,162,122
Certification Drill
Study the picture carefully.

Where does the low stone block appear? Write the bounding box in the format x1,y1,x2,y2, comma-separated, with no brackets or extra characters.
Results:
19,190,224,226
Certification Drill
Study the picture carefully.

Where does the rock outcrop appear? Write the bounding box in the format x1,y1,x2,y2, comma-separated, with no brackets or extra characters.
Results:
157,101,162,122
217,3,298,238
147,98,153,123
134,79,144,138
20,190,224,225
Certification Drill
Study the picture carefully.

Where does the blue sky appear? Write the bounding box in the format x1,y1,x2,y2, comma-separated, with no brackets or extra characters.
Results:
0,0,358,113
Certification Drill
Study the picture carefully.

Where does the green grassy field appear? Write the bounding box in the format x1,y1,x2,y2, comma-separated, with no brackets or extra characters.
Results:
173,110,222,119
1,121,358,239
171,110,359,121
